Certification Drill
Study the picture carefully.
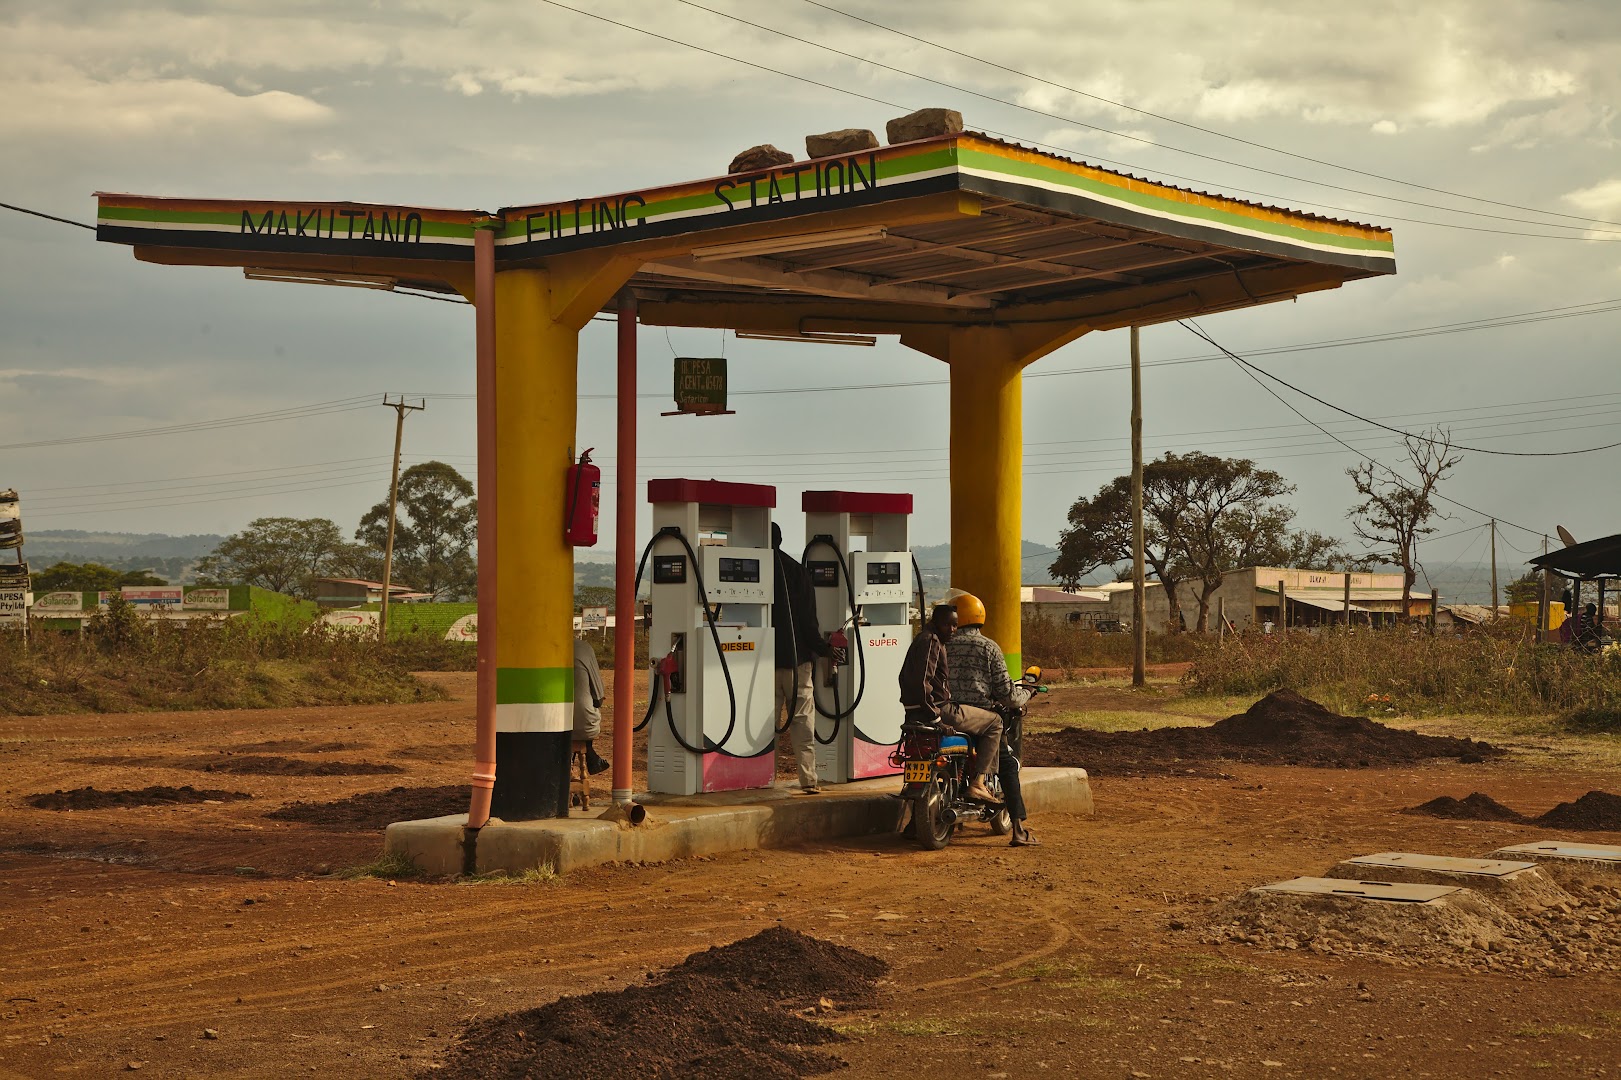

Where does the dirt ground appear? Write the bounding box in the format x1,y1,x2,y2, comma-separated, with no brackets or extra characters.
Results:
4,672,1621,1078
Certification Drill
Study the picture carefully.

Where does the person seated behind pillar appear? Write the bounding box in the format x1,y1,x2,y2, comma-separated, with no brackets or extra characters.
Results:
898,603,1002,805
573,637,610,774
943,592,1039,847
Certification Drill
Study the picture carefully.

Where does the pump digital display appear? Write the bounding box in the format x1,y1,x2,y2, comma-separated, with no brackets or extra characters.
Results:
808,561,839,587
652,555,687,584
717,557,760,583
866,562,902,585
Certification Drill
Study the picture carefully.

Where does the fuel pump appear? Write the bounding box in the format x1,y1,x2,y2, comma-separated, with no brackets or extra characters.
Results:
643,479,777,795
801,491,913,783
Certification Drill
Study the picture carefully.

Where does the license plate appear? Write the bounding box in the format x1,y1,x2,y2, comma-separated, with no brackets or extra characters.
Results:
903,762,933,783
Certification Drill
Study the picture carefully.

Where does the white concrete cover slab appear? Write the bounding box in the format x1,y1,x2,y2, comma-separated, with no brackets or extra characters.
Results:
1254,877,1462,904
1343,852,1537,878
1492,842,1621,861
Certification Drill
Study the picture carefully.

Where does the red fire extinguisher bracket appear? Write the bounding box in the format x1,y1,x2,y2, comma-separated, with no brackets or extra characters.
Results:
564,448,601,547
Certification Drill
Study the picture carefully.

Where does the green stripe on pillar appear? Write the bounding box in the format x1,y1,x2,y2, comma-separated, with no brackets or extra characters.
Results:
1004,652,1022,678
495,666,573,704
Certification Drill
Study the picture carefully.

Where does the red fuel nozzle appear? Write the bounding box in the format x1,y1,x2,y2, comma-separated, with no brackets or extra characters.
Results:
828,629,848,668
655,652,680,692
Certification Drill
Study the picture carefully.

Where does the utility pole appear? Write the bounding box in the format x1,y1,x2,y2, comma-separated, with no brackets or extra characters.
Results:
1130,325,1146,688
379,395,426,643
1490,520,1499,621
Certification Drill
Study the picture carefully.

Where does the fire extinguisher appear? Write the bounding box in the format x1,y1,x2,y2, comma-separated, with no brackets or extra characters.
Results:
564,448,600,547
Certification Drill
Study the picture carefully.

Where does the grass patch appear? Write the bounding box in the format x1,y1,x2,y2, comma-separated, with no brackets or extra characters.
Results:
1022,613,1197,672
1184,628,1621,725
1511,1023,1595,1039
835,1016,994,1038
1161,954,1258,979
339,850,425,880
1010,960,1144,1000
458,864,560,886
2,600,452,715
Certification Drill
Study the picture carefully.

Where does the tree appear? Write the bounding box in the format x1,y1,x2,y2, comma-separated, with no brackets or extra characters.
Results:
195,517,348,597
1347,429,1461,623
1154,454,1292,632
1505,570,1541,605
355,461,478,601
1054,453,1347,631
575,585,616,612
1050,460,1195,631
30,562,167,592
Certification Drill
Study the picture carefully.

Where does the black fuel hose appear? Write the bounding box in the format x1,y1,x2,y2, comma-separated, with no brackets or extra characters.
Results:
630,526,743,757
911,553,928,626
802,535,867,730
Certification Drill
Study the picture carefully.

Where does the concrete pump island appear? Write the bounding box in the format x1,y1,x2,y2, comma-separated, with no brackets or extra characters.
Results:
95,117,1396,874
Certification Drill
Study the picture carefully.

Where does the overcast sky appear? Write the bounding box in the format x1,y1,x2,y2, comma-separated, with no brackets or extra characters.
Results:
3,0,1618,583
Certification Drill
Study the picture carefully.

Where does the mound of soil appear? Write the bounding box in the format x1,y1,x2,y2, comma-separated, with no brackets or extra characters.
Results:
1402,793,1525,822
232,739,369,754
1533,790,1621,831
1207,878,1621,976
267,785,470,829
196,755,403,777
665,925,890,1009
433,928,886,1080
27,785,253,811
1024,689,1502,776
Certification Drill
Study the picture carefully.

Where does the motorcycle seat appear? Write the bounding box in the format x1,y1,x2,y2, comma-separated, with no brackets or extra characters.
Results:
939,735,970,754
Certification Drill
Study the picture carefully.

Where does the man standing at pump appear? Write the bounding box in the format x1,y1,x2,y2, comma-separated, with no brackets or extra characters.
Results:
944,592,1039,847
898,603,1003,805
771,523,831,794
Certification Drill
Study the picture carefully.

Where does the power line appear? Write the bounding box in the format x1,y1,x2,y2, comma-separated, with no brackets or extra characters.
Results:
0,200,95,231
1184,318,1547,538
664,0,1621,238
0,396,380,452
796,0,1621,231
1189,326,1621,457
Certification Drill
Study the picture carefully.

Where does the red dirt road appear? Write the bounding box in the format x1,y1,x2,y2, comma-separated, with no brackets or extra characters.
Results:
4,675,1621,1077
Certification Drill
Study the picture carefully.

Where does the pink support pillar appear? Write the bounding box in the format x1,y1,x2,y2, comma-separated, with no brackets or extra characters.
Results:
611,290,637,805
467,224,498,829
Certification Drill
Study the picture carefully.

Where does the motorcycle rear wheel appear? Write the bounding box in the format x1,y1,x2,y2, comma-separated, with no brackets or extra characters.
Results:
916,776,957,850
986,774,1012,834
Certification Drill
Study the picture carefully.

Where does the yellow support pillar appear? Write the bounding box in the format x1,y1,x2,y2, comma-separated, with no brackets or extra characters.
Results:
903,322,1089,676
488,256,633,819
946,327,1027,673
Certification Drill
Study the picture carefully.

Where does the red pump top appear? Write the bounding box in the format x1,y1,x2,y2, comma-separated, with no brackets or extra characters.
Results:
647,478,777,508
800,490,913,515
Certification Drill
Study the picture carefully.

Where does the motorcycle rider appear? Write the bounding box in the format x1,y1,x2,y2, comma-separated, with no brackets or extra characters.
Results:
944,592,1039,847
899,603,1002,805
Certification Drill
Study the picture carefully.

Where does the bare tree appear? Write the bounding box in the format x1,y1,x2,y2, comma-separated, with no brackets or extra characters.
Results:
1346,429,1461,623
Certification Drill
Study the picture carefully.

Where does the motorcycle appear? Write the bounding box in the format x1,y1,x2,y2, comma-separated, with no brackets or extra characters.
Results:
894,668,1046,850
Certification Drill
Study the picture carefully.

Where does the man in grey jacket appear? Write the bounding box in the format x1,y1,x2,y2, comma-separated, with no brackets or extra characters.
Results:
574,636,610,774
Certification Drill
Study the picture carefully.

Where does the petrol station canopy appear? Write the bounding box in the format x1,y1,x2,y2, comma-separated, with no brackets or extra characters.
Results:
96,131,1395,334
93,127,1396,821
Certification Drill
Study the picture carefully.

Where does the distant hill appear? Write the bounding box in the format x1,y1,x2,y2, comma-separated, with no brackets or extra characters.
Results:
22,530,227,583
24,530,225,560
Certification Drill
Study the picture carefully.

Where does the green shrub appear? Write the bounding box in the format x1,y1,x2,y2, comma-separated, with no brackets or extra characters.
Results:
0,609,449,716
1183,625,1621,721
1020,611,1198,676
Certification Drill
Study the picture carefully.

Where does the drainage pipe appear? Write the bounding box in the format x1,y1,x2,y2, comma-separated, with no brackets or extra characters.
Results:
468,219,499,829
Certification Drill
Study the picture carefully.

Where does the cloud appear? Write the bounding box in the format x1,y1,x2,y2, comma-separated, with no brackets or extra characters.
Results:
0,61,332,139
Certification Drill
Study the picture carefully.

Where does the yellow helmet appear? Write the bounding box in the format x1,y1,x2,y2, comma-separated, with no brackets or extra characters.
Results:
951,591,987,628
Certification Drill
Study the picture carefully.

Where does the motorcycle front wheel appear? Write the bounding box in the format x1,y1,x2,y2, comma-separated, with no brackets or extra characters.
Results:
916,775,957,850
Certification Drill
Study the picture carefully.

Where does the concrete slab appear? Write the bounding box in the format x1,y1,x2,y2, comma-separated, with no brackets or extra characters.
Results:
1327,852,1572,911
385,766,1091,876
1253,877,1462,905
1488,841,1621,880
